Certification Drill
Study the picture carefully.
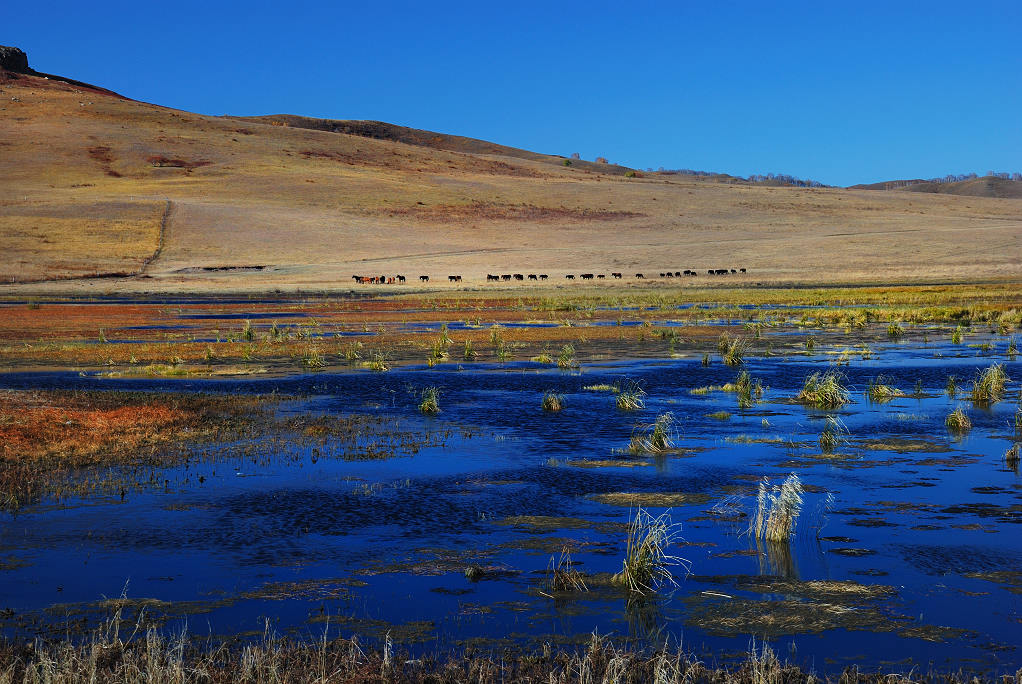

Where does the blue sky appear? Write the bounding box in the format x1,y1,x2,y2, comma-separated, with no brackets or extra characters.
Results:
7,1,1022,186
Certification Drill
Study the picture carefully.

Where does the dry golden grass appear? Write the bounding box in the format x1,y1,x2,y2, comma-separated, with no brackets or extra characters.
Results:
2,69,1022,293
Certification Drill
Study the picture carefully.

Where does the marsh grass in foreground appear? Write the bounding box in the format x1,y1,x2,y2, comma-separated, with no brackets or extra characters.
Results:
2,616,1001,683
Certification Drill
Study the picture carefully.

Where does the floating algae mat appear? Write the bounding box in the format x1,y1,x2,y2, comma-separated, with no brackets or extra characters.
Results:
0,333,1020,677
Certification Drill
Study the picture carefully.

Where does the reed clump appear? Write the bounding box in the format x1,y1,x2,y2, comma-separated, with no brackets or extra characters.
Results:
541,391,564,412
548,545,587,592
733,370,763,409
945,406,971,433
749,473,805,543
557,344,577,369
969,363,1009,406
616,382,646,411
718,333,748,366
796,371,850,410
886,322,904,339
612,507,687,595
629,412,677,454
418,387,441,414
818,416,847,454
865,376,905,403
1005,444,1020,469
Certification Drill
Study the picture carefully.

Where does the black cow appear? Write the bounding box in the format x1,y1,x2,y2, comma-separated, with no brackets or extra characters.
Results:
501,274,512,281
528,274,538,280
612,272,622,279
396,275,406,283
716,269,728,275
580,273,594,280
420,275,429,282
513,274,524,281
674,271,681,277
730,269,737,274
597,274,605,279
486,274,499,281
566,274,575,279
707,270,714,275
449,275,462,282
740,268,746,273
664,272,673,278
539,274,548,280
635,273,644,278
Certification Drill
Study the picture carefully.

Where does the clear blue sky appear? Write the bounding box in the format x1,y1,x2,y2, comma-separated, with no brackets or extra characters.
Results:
7,1,1022,186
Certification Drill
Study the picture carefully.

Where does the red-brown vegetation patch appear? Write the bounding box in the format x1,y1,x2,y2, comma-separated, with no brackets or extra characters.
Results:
86,146,121,177
0,390,261,465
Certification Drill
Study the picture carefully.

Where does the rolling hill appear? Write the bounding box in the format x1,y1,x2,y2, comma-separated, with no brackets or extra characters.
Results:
1,47,1021,292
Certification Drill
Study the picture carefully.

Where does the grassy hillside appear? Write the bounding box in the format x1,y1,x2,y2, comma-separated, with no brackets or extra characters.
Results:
851,176,1022,199
1,64,1021,292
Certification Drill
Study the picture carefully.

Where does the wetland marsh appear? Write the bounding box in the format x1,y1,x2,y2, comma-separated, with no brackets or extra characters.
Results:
1,284,1020,679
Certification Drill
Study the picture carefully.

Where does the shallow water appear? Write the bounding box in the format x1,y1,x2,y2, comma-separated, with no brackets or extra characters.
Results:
0,342,1020,674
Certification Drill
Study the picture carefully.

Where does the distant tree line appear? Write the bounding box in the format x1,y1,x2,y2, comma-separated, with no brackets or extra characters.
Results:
650,167,827,188
931,171,1022,183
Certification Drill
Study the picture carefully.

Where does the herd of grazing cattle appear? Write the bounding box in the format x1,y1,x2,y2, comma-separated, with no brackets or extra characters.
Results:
352,269,747,284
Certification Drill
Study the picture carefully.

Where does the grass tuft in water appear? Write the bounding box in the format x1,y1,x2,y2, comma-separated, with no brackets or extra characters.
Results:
707,411,731,421
719,333,748,366
629,412,677,453
887,322,904,339
796,371,850,410
241,319,255,342
865,376,905,403
462,339,477,361
616,381,646,411
418,387,441,414
541,391,564,412
557,344,577,369
945,375,957,398
363,351,389,372
951,325,964,345
750,473,805,543
612,508,687,595
818,416,847,454
1009,336,1018,360
970,363,1009,406
805,336,816,352
548,546,587,593
1005,444,1020,470
702,352,710,366
733,370,763,409
945,406,971,434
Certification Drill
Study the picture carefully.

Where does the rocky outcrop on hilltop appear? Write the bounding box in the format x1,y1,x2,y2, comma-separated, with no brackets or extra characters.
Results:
0,46,31,73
